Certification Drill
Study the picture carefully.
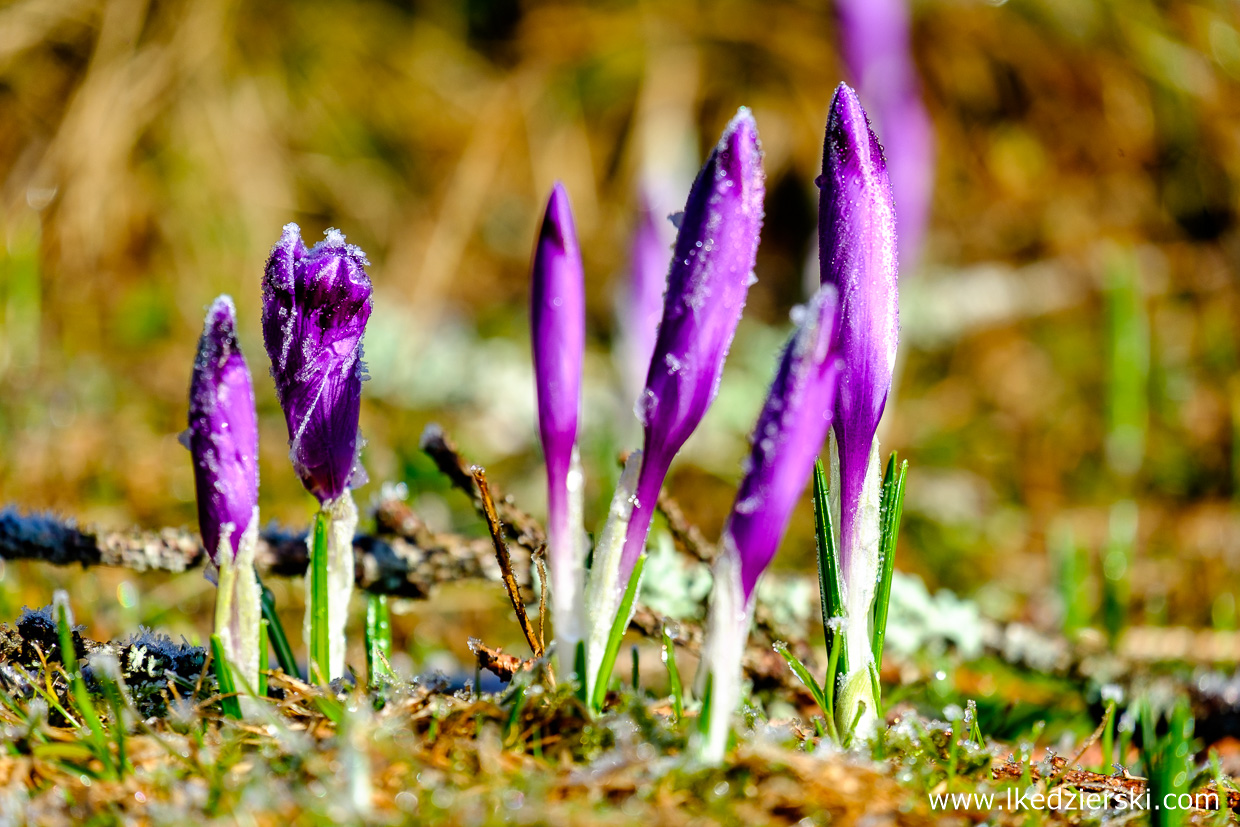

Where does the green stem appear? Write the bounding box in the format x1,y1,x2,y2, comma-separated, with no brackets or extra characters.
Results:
210,634,243,720
258,620,269,697
591,554,645,712
310,509,331,686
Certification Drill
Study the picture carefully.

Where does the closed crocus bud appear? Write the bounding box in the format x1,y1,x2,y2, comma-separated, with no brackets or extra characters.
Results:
818,82,899,735
616,191,673,408
262,223,373,504
698,287,842,764
530,183,587,672
186,295,263,694
837,0,934,265
187,296,259,564
263,223,372,682
619,108,766,591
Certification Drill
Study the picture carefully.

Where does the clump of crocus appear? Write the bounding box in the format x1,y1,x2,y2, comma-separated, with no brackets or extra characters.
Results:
697,286,842,764
530,183,587,675
186,296,262,691
836,0,934,265
263,224,373,683
817,83,900,735
586,110,766,666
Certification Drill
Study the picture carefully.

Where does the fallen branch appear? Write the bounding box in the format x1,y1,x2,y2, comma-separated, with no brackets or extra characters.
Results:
471,466,542,658
0,505,520,600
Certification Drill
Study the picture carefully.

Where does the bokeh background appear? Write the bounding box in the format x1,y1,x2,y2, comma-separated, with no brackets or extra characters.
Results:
0,0,1238,670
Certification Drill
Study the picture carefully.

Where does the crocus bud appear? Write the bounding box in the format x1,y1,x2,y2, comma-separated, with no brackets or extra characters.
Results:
698,287,842,763
187,296,259,562
619,108,766,588
615,191,672,408
530,183,587,669
837,0,934,265
819,83,899,738
186,296,263,694
818,83,898,586
262,224,373,504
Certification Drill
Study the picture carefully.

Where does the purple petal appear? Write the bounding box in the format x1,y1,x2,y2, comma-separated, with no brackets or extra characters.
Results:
187,296,259,563
727,288,842,600
530,183,585,554
262,224,373,503
616,190,673,406
837,0,934,264
818,83,899,584
619,108,766,586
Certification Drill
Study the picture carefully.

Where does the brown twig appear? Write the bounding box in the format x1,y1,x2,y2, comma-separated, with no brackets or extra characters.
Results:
420,424,545,553
0,504,516,600
468,637,535,682
533,547,548,653
656,488,716,563
471,467,543,658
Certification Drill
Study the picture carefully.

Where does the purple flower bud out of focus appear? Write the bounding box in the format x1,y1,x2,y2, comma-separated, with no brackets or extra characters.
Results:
619,108,766,587
617,191,673,406
818,83,899,584
836,0,934,264
187,296,259,563
726,287,843,601
262,224,373,504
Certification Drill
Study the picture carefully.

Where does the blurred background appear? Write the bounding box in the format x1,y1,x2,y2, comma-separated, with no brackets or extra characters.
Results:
0,0,1238,673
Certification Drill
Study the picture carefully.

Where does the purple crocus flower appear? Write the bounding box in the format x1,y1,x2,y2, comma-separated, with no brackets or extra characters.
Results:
616,191,672,407
530,183,586,664
699,286,842,763
818,83,898,587
727,287,843,601
262,224,373,504
618,108,766,588
187,296,259,562
836,0,934,264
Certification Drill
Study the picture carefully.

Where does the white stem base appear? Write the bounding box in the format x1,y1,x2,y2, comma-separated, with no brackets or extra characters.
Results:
551,448,588,676
215,507,263,700
694,539,752,765
831,432,883,741
584,451,642,698
303,492,358,681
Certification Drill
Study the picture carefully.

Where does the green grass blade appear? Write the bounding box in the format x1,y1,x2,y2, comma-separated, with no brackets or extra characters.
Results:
365,594,393,688
55,596,113,775
813,459,847,687
591,554,645,712
210,634,243,720
573,640,588,706
661,628,683,721
871,454,907,672
257,619,269,697
259,582,299,679
310,509,331,686
774,641,831,725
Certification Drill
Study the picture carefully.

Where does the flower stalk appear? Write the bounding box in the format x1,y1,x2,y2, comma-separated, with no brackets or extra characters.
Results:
696,287,843,764
529,183,587,676
817,82,901,738
616,107,766,607
185,296,263,696
263,224,373,683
